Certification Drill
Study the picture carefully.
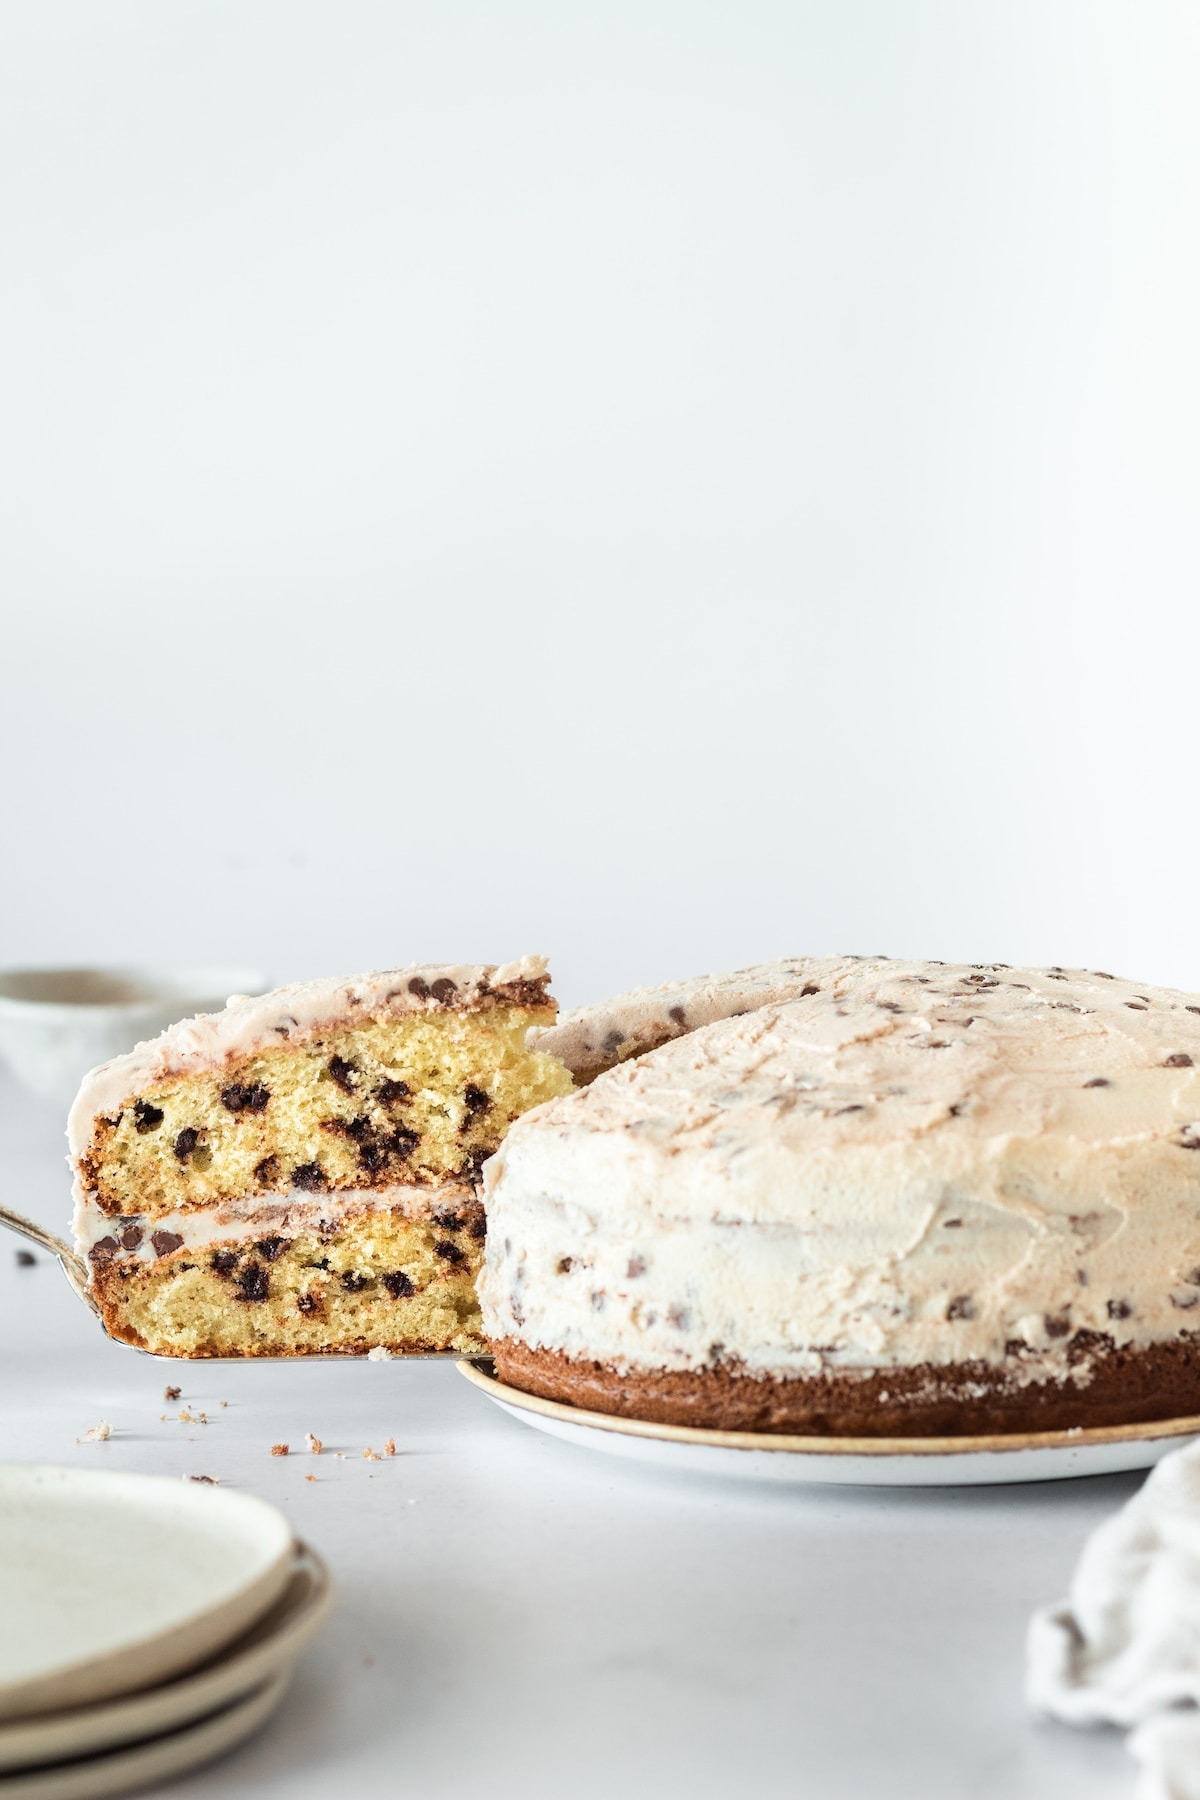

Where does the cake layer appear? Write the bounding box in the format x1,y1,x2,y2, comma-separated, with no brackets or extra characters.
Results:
490,1338,1200,1436
480,959,1200,1397
71,959,572,1219
87,1185,486,1356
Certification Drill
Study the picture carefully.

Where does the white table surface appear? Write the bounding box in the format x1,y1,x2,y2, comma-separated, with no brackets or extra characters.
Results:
0,1066,1141,1800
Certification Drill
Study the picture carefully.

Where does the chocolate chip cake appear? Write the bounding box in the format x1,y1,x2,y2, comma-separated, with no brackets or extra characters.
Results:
70,958,574,1357
481,958,1200,1435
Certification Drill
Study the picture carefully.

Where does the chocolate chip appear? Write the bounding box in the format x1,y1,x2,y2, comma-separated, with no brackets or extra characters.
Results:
1165,1054,1195,1068
1083,1078,1110,1088
388,1128,419,1160
328,1056,358,1094
89,1236,119,1263
602,1029,625,1052
1177,1129,1200,1152
133,1100,164,1134
470,1214,487,1240
557,1256,574,1274
211,1250,239,1276
383,1270,415,1298
340,1270,370,1292
946,1295,975,1321
800,983,820,996
292,1162,328,1191
434,1240,466,1265
462,1084,491,1119
943,1218,963,1229
236,1264,269,1302
255,1236,289,1262
627,1254,647,1278
297,1292,322,1315
221,1082,270,1114
834,1104,865,1115
1188,1006,1200,1016
254,1155,280,1186
430,977,458,1002
119,1226,143,1250
151,1230,184,1257
1126,1002,1148,1011
1044,1312,1071,1339
15,1249,36,1267
668,1005,687,1026
173,1127,199,1162
1107,1298,1133,1319
378,1079,410,1105
407,977,431,999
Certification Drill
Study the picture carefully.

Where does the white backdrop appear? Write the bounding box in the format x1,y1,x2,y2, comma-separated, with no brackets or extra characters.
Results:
3,1,1199,1013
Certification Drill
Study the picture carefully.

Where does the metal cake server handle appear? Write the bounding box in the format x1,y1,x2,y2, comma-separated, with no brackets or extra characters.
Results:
0,1201,100,1317
0,1201,479,1360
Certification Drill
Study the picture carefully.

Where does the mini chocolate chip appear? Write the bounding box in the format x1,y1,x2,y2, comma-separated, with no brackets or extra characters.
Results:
1107,1298,1133,1320
389,1128,419,1160
151,1230,184,1257
255,1235,288,1262
434,1240,466,1265
463,1084,491,1119
1077,1268,1089,1285
946,1295,975,1321
943,1218,963,1229
800,983,820,996
236,1264,269,1302
378,1079,410,1105
1083,1078,1110,1088
602,1029,625,1052
557,1256,574,1274
297,1292,321,1314
834,1104,865,1115
1044,1313,1071,1339
470,1215,487,1240
15,1249,36,1267
119,1226,143,1250
254,1154,281,1185
408,977,431,999
327,1056,358,1094
1178,1130,1200,1152
668,1005,687,1025
211,1249,239,1276
292,1162,328,1191
383,1270,415,1298
221,1081,270,1114
1165,1054,1195,1068
340,1270,369,1292
1126,1002,1148,1011
133,1100,164,1134
173,1127,199,1162
430,977,458,1002
627,1254,647,1278
1188,1006,1200,1016
89,1236,119,1263
948,1102,967,1117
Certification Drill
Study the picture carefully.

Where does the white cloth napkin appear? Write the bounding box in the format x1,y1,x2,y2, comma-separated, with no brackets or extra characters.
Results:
1027,1439,1200,1799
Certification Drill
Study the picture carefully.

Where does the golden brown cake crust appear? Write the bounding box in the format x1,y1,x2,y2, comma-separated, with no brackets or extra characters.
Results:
489,1336,1200,1437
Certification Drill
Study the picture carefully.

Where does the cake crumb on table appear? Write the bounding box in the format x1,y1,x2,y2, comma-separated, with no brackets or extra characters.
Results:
188,1474,218,1483
164,1385,181,1401
305,1473,317,1483
304,1432,323,1455
80,1421,111,1442
270,1443,289,1457
383,1437,396,1456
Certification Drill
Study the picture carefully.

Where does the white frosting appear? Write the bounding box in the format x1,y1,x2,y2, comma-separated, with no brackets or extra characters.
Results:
531,959,819,1082
74,1179,475,1262
67,956,549,1158
1028,1438,1200,1798
480,958,1200,1379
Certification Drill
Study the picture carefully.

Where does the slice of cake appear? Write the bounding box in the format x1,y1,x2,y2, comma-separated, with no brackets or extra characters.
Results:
481,958,1200,1435
70,957,574,1357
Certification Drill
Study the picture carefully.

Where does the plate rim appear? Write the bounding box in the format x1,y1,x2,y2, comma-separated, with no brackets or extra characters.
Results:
456,1357,1200,1457
0,1542,332,1775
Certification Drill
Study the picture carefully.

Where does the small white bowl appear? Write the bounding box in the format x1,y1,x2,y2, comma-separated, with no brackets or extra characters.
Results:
0,967,268,1111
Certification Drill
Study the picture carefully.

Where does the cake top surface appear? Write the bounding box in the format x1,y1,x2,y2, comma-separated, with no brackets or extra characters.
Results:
531,957,821,1081
498,957,1200,1210
68,955,551,1155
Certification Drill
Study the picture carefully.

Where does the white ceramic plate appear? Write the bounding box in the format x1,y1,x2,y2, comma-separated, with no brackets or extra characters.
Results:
0,1467,295,1720
457,1359,1200,1487
0,1543,331,1775
0,1670,289,1800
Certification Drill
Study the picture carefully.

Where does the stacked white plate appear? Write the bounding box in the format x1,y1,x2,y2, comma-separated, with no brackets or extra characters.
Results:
0,1467,332,1798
